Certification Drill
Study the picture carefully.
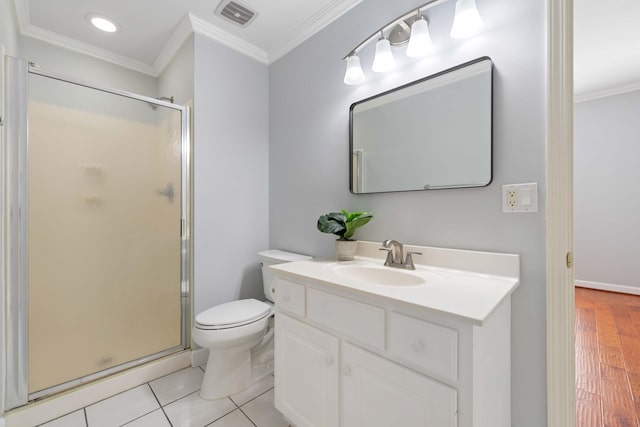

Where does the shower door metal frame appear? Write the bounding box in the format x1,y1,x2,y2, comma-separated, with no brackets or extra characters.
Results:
3,57,192,409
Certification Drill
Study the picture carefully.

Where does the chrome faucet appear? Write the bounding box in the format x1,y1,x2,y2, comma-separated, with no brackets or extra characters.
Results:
381,239,404,264
380,239,422,270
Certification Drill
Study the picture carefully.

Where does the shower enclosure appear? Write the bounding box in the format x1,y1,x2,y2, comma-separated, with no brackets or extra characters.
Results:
3,57,191,409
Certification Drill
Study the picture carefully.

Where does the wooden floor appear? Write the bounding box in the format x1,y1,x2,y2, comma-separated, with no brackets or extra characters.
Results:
576,287,640,427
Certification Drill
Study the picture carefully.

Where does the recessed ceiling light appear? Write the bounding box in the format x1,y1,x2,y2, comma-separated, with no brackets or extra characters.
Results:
85,13,120,33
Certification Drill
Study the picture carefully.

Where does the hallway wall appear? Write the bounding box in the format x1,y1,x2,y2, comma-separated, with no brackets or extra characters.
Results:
575,89,640,293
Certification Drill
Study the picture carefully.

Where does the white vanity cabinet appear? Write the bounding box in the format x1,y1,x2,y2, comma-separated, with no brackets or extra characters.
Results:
274,282,463,427
274,312,339,427
342,342,457,427
271,243,519,427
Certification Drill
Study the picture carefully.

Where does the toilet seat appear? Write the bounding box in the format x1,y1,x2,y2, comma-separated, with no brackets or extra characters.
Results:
195,299,271,330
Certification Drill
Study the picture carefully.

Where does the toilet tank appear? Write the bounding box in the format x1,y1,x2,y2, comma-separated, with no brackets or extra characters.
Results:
258,250,312,302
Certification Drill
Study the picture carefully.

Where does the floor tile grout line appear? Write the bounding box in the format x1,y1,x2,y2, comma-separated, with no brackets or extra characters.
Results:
35,408,86,427
115,384,164,427
201,406,240,427
82,382,151,412
157,388,203,408
237,386,275,408
149,366,197,386
236,406,258,427
147,382,174,427
230,395,241,409
148,366,204,406
160,389,207,408
39,368,279,427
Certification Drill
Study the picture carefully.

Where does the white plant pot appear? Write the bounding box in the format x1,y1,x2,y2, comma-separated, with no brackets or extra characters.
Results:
335,240,358,261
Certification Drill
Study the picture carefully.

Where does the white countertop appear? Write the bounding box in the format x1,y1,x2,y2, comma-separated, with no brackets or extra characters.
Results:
269,242,520,325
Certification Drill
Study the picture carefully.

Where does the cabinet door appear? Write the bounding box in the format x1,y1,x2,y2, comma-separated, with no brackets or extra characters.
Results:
342,343,457,427
275,312,339,427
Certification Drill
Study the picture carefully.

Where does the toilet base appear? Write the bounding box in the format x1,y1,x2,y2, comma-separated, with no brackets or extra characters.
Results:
200,349,252,400
198,320,275,400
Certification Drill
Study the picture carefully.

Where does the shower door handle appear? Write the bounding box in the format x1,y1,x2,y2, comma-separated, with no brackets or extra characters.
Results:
157,183,174,203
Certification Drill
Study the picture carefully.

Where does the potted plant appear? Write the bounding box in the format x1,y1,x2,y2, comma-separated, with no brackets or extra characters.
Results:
317,209,373,260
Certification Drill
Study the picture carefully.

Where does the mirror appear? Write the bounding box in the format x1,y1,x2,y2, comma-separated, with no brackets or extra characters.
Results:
350,57,493,194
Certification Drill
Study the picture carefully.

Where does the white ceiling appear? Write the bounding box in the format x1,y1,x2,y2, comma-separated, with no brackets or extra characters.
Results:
574,0,640,100
16,0,361,76
14,0,640,99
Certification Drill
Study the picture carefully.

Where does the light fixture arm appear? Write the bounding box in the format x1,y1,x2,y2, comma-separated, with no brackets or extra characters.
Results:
341,0,448,60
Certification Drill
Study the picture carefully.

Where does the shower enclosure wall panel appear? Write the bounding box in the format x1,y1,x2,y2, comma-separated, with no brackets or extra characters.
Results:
4,57,191,407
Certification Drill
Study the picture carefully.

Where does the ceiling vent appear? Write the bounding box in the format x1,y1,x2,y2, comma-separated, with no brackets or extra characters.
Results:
215,0,258,27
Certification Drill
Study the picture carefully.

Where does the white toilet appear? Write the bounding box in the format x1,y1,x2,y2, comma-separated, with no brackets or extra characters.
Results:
193,249,311,400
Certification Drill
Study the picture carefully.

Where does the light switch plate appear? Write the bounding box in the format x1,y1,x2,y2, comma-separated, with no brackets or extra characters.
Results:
502,183,538,213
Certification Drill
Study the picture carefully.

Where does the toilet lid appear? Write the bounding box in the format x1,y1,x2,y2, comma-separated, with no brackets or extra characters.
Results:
195,299,271,328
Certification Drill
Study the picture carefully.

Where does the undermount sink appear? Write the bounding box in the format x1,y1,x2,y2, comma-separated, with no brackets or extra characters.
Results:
327,263,429,286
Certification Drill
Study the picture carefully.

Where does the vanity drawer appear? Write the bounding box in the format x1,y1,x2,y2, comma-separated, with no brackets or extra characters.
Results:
388,312,458,382
307,288,385,350
272,278,306,317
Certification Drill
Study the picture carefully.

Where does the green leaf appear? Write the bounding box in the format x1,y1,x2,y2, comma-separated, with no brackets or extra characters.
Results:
342,212,372,239
318,210,372,240
317,213,346,237
350,214,372,229
327,212,347,226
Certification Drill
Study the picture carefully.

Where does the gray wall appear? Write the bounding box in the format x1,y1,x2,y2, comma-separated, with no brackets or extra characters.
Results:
574,89,640,290
192,34,269,317
158,35,194,106
19,37,157,97
269,0,547,424
0,0,19,56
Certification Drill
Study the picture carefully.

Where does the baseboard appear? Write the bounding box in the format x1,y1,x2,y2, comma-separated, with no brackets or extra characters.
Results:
575,280,640,296
191,348,208,367
5,351,191,427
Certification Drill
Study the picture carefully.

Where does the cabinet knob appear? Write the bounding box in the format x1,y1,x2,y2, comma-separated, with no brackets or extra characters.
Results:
343,366,352,376
412,341,425,353
325,355,333,366
271,288,275,293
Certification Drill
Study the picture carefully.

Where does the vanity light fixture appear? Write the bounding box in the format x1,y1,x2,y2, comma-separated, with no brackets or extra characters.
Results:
85,13,120,33
371,31,396,73
450,0,484,39
344,54,366,85
406,13,433,58
342,0,484,85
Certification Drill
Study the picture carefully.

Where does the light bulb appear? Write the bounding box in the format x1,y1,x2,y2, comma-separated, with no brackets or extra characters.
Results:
450,0,484,39
406,16,432,58
372,35,395,73
344,54,365,85
85,13,120,33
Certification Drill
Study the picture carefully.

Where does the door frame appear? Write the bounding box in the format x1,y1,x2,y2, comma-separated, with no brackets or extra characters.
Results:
3,57,192,409
546,0,575,425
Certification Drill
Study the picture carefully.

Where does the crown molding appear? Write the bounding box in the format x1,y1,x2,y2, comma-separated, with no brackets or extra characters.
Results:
20,24,156,76
574,80,640,103
188,14,268,64
13,0,30,32
12,0,360,75
152,14,194,75
267,0,362,63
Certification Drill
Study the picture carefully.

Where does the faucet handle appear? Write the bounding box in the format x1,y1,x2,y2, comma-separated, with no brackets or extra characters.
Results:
404,251,423,270
379,248,393,266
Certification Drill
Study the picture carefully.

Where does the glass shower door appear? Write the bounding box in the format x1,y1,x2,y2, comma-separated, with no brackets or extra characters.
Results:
26,72,187,395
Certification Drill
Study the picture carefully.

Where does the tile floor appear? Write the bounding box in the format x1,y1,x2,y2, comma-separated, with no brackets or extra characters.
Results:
38,367,289,427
